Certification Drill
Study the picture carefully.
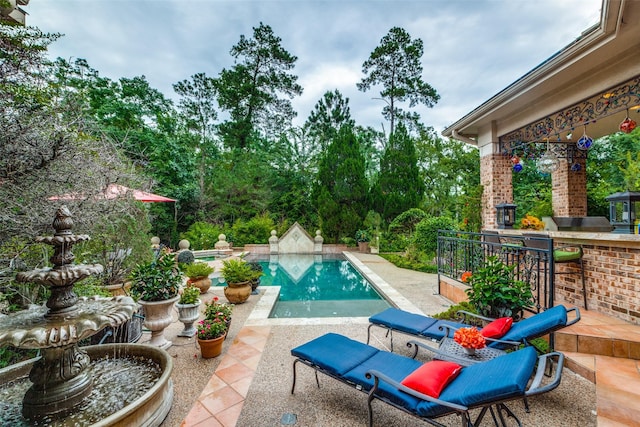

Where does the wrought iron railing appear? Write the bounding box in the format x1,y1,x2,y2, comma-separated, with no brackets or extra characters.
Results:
437,230,555,313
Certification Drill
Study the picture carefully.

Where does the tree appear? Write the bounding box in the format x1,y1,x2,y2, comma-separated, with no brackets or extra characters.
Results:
357,27,439,137
173,72,219,210
415,127,479,220
304,89,354,153
313,126,369,242
373,123,424,222
0,24,153,289
215,22,303,150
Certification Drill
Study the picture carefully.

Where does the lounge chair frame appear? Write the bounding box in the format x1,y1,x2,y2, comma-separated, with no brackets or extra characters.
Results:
291,334,564,427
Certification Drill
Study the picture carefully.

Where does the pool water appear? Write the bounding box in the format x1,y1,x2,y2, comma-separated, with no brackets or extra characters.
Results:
246,254,390,318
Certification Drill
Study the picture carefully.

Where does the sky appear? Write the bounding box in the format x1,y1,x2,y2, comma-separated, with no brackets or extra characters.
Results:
27,0,602,135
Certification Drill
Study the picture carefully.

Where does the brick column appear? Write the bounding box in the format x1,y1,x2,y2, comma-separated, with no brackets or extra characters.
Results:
481,153,513,229
552,158,587,217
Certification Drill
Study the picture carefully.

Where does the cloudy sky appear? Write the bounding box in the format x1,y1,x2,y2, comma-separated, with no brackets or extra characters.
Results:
28,0,602,135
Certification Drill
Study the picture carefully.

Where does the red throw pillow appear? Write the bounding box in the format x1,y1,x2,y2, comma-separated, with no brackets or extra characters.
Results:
481,317,513,339
400,361,462,398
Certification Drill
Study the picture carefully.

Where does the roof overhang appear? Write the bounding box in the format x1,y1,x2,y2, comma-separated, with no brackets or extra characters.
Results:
442,0,640,150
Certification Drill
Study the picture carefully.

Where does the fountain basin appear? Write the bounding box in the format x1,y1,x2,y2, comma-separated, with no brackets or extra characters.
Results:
0,343,173,427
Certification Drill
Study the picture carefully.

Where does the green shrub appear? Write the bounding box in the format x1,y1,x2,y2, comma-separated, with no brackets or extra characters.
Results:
433,302,482,326
465,256,534,319
380,253,437,273
388,208,427,234
180,222,223,250
74,277,113,298
412,216,457,255
179,285,201,305
182,262,214,279
129,251,182,301
231,213,275,247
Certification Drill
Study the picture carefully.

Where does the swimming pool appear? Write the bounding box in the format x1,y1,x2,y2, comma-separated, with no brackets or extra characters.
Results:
243,254,390,318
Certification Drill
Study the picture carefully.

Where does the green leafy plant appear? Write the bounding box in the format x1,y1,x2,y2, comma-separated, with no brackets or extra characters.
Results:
196,318,227,340
180,222,223,250
221,258,262,284
203,296,234,324
179,285,201,305
355,229,370,243
182,262,214,279
129,250,182,301
464,256,534,319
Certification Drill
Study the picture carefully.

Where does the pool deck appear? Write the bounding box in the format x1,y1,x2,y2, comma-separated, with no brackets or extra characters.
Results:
158,252,602,427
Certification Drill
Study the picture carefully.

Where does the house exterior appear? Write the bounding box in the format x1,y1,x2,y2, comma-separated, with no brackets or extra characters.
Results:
442,0,640,323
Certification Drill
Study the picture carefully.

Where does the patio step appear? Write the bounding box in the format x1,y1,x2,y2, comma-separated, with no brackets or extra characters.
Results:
554,308,640,359
554,309,640,426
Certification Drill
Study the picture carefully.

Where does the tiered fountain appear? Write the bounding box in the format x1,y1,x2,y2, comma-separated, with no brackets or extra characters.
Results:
0,206,173,426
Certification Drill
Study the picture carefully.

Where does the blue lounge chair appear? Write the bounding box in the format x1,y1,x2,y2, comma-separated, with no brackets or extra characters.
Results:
291,333,564,427
367,305,580,351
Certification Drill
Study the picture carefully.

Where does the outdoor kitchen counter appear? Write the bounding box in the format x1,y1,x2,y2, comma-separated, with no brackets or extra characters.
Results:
492,229,640,249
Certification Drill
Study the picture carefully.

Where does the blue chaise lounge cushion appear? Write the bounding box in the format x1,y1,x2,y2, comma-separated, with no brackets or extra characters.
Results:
493,305,568,347
369,308,438,335
415,346,538,417
291,332,379,377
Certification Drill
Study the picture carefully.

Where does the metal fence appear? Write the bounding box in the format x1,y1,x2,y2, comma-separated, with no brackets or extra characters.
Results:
437,230,556,313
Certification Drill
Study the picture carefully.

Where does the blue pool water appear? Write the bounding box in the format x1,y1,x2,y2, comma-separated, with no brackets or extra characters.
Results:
244,254,390,318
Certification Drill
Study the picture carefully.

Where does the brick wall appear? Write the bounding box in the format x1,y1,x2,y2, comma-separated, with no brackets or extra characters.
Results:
554,243,640,324
552,158,587,217
481,153,512,229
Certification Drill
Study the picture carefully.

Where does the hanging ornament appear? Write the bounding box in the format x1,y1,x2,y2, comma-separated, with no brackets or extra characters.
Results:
576,125,593,151
571,163,582,172
619,109,637,133
513,162,523,172
537,139,558,174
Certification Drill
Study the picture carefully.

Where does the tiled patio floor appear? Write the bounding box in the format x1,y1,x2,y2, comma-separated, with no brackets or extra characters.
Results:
180,325,271,427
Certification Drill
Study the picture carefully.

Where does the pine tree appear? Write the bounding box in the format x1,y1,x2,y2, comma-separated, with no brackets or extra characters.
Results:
313,126,369,242
375,123,424,222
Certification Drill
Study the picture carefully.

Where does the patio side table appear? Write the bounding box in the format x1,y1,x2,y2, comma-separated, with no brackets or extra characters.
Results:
436,338,506,366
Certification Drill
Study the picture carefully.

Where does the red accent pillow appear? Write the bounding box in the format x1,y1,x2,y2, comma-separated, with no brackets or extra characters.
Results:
481,317,513,339
400,361,462,398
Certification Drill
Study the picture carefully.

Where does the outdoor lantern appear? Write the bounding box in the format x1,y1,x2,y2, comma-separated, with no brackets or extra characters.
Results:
496,203,517,229
605,191,640,234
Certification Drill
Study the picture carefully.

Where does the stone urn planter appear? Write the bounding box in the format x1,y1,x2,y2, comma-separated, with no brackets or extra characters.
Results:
176,300,201,337
103,281,131,297
220,258,263,304
224,281,252,304
183,262,215,294
189,277,211,294
138,295,179,349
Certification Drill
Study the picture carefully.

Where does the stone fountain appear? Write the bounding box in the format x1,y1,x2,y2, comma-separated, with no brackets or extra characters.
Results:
0,206,173,425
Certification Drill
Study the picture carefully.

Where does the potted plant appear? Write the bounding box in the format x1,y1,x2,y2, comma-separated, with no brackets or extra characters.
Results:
176,285,201,337
220,258,262,304
129,249,182,349
464,256,534,320
355,230,370,253
196,319,228,358
203,296,234,333
182,262,215,294
247,262,263,293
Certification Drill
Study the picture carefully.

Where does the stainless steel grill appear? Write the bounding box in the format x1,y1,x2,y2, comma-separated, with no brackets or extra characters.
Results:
542,216,613,232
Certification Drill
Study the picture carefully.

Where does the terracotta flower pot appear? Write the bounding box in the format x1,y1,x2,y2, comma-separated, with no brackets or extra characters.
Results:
138,295,179,349
223,281,252,304
198,334,225,358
